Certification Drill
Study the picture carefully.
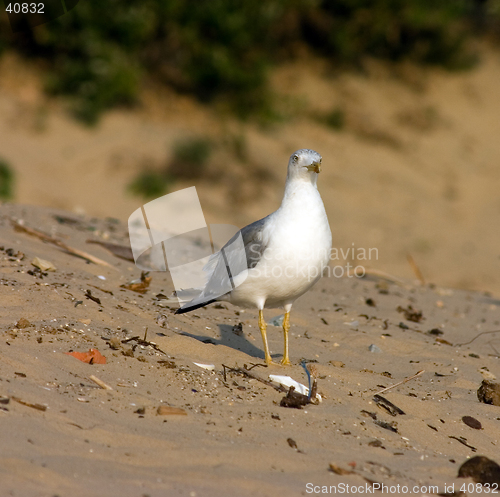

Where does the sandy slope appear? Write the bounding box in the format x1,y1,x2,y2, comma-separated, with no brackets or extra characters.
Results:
1,204,499,496
2,47,500,296
2,45,500,297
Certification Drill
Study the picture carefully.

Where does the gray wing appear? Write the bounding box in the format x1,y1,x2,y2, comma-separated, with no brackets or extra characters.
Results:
202,215,271,284
239,215,270,269
176,215,271,312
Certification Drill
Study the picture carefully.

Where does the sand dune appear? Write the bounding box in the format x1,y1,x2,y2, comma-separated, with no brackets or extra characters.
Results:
0,204,499,496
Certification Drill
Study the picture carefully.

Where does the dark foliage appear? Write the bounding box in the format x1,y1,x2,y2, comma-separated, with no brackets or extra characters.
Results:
0,0,496,123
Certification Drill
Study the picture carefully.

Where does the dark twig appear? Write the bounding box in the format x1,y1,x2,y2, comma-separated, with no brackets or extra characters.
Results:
449,436,477,452
11,396,47,412
407,253,425,285
88,284,113,295
457,330,500,347
11,219,115,268
121,335,167,355
222,365,287,392
245,362,267,371
85,289,101,305
373,395,406,416
373,370,424,396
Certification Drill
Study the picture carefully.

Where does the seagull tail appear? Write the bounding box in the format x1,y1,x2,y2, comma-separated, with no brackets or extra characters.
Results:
174,298,217,314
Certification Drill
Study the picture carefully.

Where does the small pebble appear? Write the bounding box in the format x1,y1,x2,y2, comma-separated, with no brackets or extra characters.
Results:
477,380,500,406
157,405,187,416
462,416,482,430
108,337,121,350
329,360,345,368
16,318,32,329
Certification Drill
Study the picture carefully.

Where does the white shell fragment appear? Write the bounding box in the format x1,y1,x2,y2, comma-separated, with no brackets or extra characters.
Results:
193,362,215,371
344,320,359,328
32,257,56,271
269,374,322,402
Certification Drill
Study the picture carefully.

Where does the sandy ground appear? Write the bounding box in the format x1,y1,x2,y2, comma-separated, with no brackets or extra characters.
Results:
1,203,500,497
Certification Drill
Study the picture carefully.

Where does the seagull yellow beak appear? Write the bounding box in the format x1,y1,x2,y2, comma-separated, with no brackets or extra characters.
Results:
306,162,321,173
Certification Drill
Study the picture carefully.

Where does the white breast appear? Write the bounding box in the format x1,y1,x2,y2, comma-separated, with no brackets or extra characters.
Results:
227,181,332,309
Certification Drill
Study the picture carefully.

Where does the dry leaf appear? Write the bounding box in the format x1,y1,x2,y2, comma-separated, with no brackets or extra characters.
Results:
65,349,106,365
121,271,151,294
329,463,355,475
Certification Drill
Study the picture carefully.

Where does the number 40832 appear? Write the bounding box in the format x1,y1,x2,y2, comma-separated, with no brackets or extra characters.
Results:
460,483,499,493
6,3,45,14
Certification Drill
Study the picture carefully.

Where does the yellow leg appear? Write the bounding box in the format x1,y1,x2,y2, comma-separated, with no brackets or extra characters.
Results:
280,311,291,366
258,310,274,365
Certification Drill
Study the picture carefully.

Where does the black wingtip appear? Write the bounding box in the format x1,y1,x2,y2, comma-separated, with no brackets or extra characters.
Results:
175,299,217,314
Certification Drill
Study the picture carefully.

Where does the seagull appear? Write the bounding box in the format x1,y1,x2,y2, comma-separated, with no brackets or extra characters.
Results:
175,149,332,365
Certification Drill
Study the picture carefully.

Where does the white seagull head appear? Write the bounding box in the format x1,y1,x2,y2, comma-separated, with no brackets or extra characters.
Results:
287,149,322,183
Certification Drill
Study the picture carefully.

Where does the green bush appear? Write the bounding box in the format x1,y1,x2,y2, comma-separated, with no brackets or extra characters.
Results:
128,136,213,198
39,1,155,123
128,170,170,199
168,137,212,179
1,0,496,122
0,159,14,200
302,0,478,69
323,108,345,130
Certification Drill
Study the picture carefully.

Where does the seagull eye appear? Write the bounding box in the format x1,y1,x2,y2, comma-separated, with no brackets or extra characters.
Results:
293,154,298,162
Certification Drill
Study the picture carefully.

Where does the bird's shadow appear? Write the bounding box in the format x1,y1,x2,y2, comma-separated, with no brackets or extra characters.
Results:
179,324,280,362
